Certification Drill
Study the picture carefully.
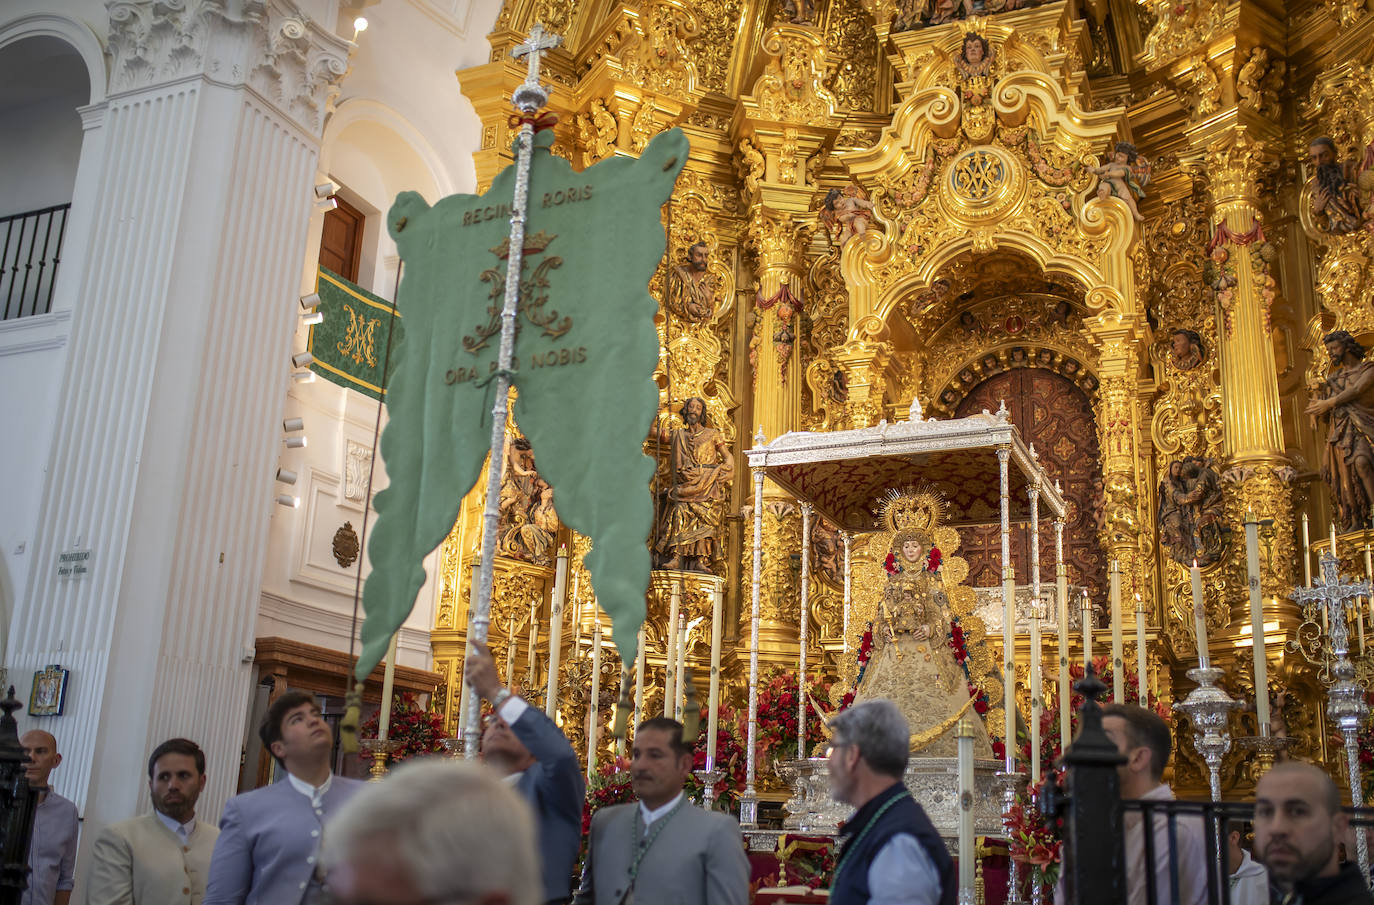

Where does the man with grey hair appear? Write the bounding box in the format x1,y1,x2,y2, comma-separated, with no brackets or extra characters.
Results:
322,759,541,905
826,699,954,905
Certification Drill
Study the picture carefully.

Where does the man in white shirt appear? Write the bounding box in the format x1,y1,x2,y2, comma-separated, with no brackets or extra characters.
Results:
1226,822,1270,905
825,699,953,905
205,691,364,904
83,738,220,905
1101,704,1208,905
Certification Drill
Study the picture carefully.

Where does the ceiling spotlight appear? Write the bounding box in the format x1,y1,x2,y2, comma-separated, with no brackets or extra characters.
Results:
285,436,308,449
300,293,321,310
321,197,337,211
314,182,338,200
291,351,314,368
353,16,368,34
292,369,317,383
301,310,323,326
283,417,305,433
276,468,298,485
276,494,301,508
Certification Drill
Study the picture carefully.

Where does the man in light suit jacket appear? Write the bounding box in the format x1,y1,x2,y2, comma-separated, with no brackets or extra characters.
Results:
83,738,220,905
467,641,585,904
205,690,364,905
575,717,749,905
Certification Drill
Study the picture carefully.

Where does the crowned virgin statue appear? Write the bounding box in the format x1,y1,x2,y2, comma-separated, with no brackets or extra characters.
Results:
846,490,997,758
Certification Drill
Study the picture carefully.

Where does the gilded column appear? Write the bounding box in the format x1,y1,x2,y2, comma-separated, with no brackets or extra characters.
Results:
1198,127,1298,613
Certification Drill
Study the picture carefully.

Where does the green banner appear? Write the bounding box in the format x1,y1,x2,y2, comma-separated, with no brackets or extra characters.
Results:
308,268,403,400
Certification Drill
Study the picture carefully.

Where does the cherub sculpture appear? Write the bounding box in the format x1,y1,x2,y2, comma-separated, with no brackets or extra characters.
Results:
1091,141,1151,222
820,182,876,246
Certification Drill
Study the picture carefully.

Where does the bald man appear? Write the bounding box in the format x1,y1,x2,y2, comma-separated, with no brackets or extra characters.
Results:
20,730,79,905
1254,761,1374,904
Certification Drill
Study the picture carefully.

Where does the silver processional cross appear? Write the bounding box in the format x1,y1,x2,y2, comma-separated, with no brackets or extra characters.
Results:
1292,551,1370,879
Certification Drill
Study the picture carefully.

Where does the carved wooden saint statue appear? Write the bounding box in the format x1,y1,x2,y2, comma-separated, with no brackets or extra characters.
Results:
1158,456,1229,566
665,241,719,323
1307,331,1374,530
497,435,558,565
1307,136,1367,235
655,397,735,572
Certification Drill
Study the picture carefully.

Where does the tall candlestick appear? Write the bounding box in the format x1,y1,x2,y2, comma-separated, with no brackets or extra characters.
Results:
505,615,517,682
707,580,723,766
799,503,812,763
545,546,569,718
1244,514,1269,733
1055,521,1069,750
1134,594,1148,708
664,581,681,716
1190,559,1209,669
1110,559,1124,702
1030,600,1042,784
674,613,688,721
378,632,399,742
957,717,976,897
1081,589,1092,669
587,619,602,780
1302,513,1312,588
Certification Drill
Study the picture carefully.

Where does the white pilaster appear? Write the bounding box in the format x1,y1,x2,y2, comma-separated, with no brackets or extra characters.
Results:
8,0,351,847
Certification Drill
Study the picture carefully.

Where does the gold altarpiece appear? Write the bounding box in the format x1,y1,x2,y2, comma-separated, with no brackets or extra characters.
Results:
424,0,1374,798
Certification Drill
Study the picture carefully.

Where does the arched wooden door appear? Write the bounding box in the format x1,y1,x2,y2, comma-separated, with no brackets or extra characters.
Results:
954,368,1106,596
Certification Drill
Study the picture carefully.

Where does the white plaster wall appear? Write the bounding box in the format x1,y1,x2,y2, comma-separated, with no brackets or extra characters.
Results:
254,0,503,670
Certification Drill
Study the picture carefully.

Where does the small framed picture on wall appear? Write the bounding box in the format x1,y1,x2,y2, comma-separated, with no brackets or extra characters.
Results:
30,665,69,717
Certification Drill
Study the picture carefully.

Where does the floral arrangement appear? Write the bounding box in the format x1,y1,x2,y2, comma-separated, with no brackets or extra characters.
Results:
359,692,446,762
1005,772,1064,895
764,836,837,890
692,702,747,810
837,624,876,711
947,617,1004,761
754,667,835,763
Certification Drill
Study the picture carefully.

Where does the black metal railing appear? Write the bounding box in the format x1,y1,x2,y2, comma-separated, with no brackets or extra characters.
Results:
1,204,70,321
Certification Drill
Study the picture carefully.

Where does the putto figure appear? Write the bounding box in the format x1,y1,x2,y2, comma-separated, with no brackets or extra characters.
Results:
1307,330,1374,530
655,397,735,572
821,182,876,246
1091,141,1151,222
1169,328,1206,371
1306,136,1365,235
664,241,719,323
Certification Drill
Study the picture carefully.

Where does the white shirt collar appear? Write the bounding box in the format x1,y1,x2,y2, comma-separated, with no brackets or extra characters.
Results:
638,792,684,833
287,771,333,808
502,771,525,785
155,810,196,841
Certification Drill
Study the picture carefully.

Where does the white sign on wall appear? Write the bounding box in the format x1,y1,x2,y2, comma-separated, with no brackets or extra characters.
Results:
56,549,91,580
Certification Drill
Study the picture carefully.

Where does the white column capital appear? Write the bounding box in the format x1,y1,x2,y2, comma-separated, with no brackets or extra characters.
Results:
106,0,352,135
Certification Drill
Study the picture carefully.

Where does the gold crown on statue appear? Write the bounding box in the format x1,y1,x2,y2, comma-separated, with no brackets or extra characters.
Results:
877,485,946,534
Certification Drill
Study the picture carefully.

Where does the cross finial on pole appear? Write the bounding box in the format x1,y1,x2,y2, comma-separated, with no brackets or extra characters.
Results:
510,23,563,113
1294,551,1371,659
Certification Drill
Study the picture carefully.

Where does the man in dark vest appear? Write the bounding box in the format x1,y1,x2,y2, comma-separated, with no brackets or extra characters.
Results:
826,699,955,905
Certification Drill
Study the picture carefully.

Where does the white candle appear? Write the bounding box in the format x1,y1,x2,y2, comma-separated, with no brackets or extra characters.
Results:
957,717,975,897
1134,593,1148,709
708,580,723,766
664,581,681,716
674,613,688,721
1302,513,1312,588
633,626,646,732
1191,559,1209,669
571,573,581,649
526,601,538,686
1245,514,1270,733
588,619,602,779
378,632,399,742
505,615,517,682
1081,589,1092,670
1110,559,1124,702
545,547,568,718
1030,600,1042,784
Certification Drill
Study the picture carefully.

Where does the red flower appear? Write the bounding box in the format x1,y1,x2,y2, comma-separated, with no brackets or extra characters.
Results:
974,698,989,715
884,552,899,575
927,547,942,572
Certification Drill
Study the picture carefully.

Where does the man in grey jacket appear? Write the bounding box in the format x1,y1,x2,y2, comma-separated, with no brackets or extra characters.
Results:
575,717,748,905
204,691,364,905
467,641,585,904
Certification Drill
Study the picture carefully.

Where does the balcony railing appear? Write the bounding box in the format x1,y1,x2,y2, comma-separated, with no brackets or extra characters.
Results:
1,204,70,321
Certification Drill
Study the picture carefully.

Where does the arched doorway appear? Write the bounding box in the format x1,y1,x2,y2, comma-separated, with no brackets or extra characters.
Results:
954,368,1107,595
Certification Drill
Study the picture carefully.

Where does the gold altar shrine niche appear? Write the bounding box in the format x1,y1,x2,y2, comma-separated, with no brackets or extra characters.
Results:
422,0,1374,803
